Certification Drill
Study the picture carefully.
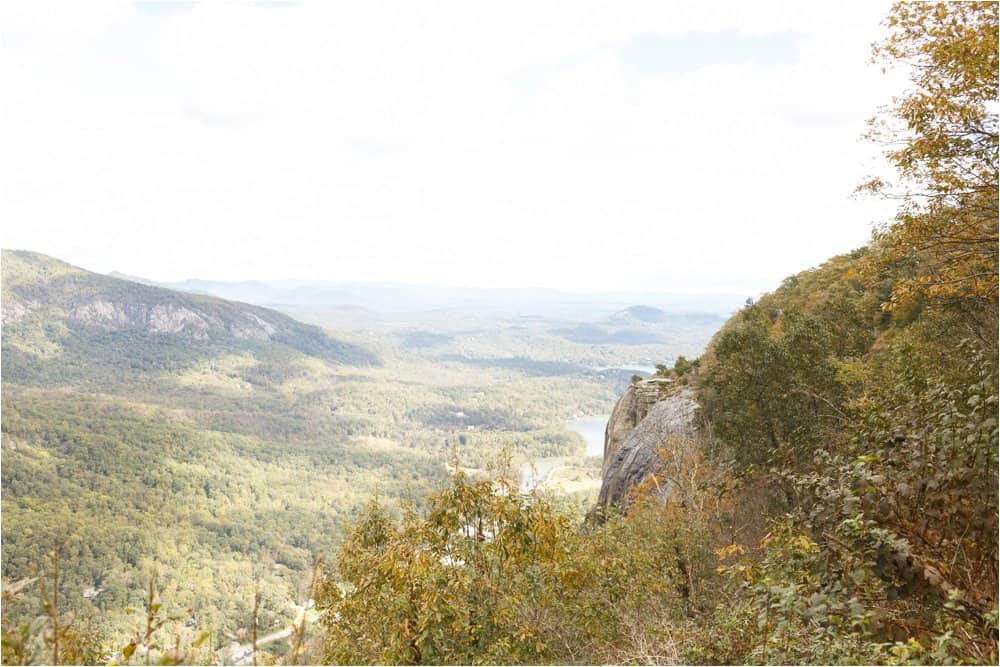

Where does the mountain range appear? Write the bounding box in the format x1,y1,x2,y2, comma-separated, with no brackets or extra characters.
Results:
3,250,377,388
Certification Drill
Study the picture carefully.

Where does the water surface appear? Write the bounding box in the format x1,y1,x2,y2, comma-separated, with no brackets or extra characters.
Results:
566,414,610,457
519,414,610,492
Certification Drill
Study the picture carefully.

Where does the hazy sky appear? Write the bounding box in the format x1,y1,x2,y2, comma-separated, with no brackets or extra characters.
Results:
2,1,904,294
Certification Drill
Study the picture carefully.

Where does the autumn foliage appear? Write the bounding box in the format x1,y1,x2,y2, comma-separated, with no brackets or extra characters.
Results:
863,2,998,312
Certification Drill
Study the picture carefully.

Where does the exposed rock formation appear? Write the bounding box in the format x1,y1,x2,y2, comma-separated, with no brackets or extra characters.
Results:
69,301,220,337
597,386,698,507
603,377,676,476
1,298,34,324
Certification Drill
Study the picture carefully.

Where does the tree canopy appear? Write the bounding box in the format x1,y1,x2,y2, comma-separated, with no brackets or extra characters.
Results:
863,1,998,311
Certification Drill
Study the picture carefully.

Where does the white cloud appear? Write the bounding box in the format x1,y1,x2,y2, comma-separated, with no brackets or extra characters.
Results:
1,0,903,294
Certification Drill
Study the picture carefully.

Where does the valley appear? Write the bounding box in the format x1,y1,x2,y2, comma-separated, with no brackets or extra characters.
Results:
0,250,729,652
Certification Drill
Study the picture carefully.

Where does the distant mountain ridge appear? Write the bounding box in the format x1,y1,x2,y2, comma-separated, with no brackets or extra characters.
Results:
549,323,667,345
548,306,726,346
603,305,723,327
107,271,747,320
605,305,671,324
2,250,378,378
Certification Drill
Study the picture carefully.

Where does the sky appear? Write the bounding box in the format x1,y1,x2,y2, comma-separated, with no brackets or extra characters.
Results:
1,0,905,295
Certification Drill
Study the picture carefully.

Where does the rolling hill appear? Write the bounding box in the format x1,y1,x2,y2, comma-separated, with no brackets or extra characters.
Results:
2,250,377,387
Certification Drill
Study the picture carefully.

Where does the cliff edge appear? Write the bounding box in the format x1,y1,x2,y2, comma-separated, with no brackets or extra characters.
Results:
597,378,698,507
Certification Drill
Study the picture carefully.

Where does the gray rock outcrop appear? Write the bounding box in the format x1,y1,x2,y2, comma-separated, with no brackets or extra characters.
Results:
69,300,220,337
63,298,294,341
597,386,698,507
603,377,676,476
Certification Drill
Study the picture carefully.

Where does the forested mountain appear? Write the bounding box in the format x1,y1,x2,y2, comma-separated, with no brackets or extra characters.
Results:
2,250,377,385
604,305,672,324
1,251,635,664
1,252,400,660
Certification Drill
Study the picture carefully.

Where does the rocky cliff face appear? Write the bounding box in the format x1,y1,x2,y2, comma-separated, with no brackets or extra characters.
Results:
602,377,676,475
597,378,698,507
65,300,280,340
10,289,297,343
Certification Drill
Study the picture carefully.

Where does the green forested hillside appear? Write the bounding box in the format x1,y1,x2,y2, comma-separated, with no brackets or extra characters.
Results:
1,253,627,663
1,252,410,656
695,244,997,662
2,249,378,381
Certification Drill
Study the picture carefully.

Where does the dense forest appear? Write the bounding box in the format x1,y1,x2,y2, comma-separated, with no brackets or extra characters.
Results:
2,2,997,665
0,253,630,663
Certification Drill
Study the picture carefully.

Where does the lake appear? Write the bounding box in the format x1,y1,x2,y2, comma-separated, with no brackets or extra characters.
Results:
519,414,610,492
567,414,610,457
592,365,658,376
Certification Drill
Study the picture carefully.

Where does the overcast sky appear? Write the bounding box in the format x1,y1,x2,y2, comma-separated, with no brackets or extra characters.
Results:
2,1,904,294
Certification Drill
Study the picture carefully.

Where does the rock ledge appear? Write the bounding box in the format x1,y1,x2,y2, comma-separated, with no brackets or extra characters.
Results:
597,381,698,507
